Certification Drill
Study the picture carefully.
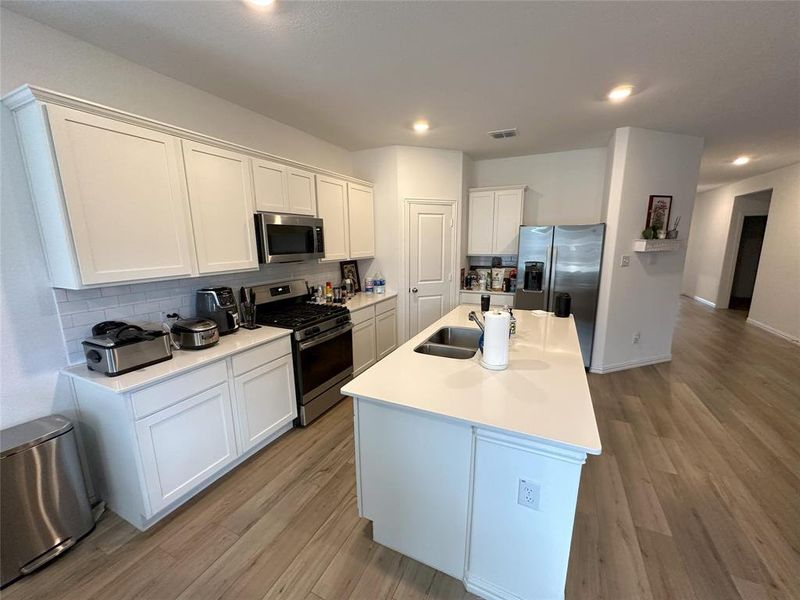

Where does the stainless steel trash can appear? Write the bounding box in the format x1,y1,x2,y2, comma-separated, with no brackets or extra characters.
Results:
1,415,95,588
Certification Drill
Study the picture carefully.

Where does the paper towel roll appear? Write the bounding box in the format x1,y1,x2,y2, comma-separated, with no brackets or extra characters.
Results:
480,310,510,371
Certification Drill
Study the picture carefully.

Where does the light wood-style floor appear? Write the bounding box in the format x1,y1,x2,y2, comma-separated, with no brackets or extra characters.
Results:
4,297,799,600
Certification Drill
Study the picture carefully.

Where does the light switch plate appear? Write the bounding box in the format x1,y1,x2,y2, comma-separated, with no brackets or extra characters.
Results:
620,255,631,267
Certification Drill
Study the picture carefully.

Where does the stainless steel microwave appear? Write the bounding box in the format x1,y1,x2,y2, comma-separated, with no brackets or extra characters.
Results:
254,213,325,263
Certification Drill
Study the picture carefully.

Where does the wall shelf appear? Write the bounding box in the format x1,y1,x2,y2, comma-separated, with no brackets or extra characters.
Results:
632,239,682,252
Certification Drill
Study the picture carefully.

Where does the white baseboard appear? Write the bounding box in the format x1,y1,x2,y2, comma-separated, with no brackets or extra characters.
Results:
589,354,672,374
691,295,716,308
746,318,800,345
464,573,536,600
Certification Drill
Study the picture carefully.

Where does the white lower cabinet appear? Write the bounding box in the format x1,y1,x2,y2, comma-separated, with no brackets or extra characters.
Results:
135,383,237,514
233,354,297,452
352,318,377,376
375,308,397,359
70,335,295,530
350,297,397,376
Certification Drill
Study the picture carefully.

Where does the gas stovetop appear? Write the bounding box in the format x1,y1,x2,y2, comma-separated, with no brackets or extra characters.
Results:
257,302,350,331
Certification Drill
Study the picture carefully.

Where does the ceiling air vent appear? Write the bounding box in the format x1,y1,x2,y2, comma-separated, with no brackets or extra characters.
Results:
488,128,517,139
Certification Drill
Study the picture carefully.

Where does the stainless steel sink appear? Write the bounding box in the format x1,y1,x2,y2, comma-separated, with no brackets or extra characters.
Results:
423,327,482,349
414,343,478,359
414,326,481,359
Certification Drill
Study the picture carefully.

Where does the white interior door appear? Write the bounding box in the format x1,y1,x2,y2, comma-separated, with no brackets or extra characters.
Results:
408,202,454,336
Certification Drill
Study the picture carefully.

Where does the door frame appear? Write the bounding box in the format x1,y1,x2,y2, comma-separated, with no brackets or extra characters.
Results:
716,189,771,309
402,198,459,342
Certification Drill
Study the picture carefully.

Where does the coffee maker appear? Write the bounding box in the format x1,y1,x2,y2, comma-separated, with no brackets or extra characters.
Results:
195,287,240,335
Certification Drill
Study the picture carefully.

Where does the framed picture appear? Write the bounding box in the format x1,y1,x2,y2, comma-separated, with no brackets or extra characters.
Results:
339,260,361,292
646,195,672,231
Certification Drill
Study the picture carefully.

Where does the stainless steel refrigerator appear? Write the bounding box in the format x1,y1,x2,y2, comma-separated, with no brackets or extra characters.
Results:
514,224,605,368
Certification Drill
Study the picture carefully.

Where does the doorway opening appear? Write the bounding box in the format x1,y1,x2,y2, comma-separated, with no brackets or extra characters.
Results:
724,189,771,313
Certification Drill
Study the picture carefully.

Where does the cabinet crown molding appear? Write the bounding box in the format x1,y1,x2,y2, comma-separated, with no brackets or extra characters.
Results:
468,185,527,193
2,84,372,188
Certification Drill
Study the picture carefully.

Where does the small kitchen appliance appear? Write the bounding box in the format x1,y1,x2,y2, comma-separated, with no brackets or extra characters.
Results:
82,323,172,376
196,287,240,335
168,315,219,349
252,279,353,426
254,213,324,264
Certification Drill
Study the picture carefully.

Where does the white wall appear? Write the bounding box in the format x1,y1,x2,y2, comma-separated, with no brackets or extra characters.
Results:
353,146,465,342
0,9,355,427
592,127,704,373
471,148,608,225
682,163,799,341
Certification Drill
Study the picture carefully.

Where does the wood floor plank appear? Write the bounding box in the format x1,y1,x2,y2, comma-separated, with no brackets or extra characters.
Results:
592,453,655,600
392,558,436,600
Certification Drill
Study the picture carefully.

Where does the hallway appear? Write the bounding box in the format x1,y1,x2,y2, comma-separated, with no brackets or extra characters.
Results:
570,296,800,599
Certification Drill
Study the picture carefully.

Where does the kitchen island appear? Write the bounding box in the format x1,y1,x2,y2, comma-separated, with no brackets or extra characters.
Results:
342,304,601,600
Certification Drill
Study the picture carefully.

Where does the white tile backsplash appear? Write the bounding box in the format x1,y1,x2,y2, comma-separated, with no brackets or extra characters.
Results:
54,262,344,365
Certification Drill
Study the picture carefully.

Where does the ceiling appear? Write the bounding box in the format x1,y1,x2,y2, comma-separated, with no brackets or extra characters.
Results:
5,1,799,190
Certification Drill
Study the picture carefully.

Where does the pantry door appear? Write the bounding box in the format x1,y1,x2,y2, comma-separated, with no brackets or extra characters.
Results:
407,201,455,337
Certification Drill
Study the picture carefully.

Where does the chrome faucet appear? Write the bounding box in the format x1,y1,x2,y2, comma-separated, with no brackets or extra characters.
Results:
468,311,485,332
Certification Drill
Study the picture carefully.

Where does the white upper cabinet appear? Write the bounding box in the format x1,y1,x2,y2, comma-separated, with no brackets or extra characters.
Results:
467,191,495,255
492,188,525,254
316,175,350,261
285,167,317,215
467,186,526,256
253,159,317,216
347,182,375,259
252,158,288,213
38,104,196,286
182,140,259,274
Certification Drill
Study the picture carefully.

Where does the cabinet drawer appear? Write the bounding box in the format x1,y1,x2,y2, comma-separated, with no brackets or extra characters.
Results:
132,361,228,419
350,305,375,325
231,336,292,377
375,296,397,316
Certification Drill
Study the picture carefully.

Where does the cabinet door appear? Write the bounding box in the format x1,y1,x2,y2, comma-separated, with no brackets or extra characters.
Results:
46,105,195,285
352,318,377,376
467,191,495,255
347,183,375,259
492,188,524,254
233,354,297,453
286,167,317,216
375,308,397,360
182,141,259,273
135,383,237,515
252,158,288,213
316,175,350,261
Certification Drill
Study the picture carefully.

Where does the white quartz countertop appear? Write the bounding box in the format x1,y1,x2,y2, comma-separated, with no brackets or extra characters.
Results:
344,291,397,312
342,304,601,454
62,325,291,394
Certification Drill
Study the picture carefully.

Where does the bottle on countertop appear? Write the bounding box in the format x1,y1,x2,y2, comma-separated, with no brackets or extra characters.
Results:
325,281,333,303
365,276,374,294
375,271,385,294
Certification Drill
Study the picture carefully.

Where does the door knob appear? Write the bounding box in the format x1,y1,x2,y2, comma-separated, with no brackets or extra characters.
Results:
410,287,418,293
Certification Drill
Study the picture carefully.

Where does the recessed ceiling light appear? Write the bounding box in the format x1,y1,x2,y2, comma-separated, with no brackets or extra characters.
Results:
607,85,634,102
413,120,430,134
243,0,275,8
732,156,751,166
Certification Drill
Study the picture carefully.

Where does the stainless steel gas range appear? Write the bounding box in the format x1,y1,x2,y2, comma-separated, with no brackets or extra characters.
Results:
251,280,353,426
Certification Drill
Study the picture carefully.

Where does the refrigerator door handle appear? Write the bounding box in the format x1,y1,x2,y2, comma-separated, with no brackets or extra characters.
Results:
548,245,558,309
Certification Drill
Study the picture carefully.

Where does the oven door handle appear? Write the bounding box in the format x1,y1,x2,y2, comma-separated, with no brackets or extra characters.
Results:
298,322,353,350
